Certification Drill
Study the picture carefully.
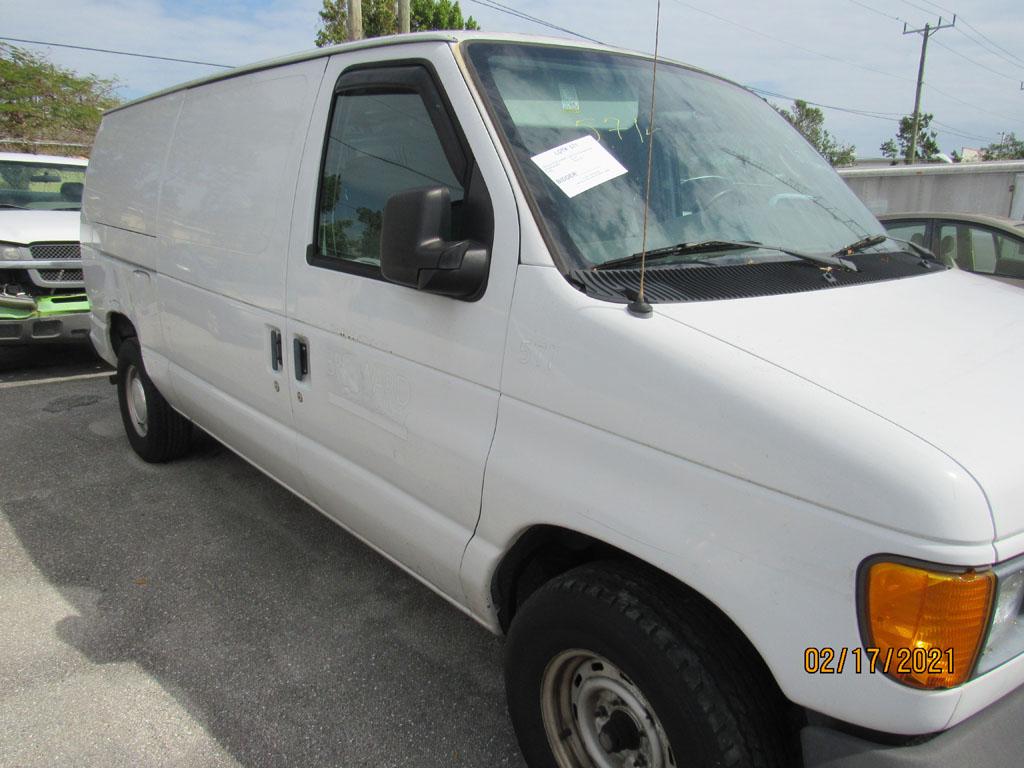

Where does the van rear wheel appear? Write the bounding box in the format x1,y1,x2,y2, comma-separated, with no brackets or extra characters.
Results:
504,562,796,768
116,338,192,462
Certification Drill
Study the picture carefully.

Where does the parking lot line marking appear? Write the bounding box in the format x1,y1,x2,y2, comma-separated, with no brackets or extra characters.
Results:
0,371,112,389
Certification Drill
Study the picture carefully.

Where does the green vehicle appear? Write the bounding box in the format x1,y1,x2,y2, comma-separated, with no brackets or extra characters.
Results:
0,152,91,344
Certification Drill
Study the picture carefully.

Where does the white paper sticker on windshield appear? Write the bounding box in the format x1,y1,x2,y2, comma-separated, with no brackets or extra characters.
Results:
530,135,627,198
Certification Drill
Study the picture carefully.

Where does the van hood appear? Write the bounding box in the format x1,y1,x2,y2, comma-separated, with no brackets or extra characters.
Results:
0,209,82,245
654,269,1024,542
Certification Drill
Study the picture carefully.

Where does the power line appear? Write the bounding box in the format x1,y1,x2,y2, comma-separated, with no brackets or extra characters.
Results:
958,17,1024,69
752,87,994,145
909,0,955,15
464,0,605,44
925,80,1023,124
748,87,902,121
844,1,1024,78
839,3,1024,133
931,37,1021,82
951,25,1024,73
902,0,1024,69
844,0,908,25
895,0,946,20
669,0,911,83
929,119,995,144
0,36,233,68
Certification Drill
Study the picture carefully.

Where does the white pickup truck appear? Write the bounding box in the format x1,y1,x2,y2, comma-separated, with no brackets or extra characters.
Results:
0,152,90,344
82,32,1024,768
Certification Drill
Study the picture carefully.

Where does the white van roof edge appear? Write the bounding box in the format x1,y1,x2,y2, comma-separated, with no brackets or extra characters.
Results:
105,31,737,115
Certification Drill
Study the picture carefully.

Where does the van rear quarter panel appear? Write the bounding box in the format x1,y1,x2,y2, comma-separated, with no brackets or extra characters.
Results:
156,61,326,314
85,92,183,242
83,91,184,369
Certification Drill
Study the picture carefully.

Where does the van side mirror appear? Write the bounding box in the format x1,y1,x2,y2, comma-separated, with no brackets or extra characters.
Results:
380,186,489,300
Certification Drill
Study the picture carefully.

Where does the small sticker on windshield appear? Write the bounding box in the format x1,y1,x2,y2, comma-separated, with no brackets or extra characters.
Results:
530,136,628,198
559,84,580,113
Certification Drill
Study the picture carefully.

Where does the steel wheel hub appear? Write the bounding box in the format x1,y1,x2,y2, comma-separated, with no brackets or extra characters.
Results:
540,650,675,768
125,364,148,437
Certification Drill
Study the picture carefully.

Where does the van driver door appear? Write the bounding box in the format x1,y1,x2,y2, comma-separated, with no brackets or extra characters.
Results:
283,42,519,602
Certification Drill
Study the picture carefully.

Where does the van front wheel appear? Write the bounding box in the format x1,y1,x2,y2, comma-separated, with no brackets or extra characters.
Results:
116,338,192,462
505,563,796,768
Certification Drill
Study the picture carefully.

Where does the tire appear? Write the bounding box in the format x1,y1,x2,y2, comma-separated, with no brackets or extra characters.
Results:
116,337,192,463
505,562,797,768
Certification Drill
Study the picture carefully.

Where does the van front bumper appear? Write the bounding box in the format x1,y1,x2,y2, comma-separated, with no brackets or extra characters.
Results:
0,294,92,345
802,682,1024,767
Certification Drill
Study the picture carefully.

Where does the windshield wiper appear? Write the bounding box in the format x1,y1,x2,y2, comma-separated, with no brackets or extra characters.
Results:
829,234,887,261
595,239,859,272
0,203,28,209
882,235,942,266
594,240,757,271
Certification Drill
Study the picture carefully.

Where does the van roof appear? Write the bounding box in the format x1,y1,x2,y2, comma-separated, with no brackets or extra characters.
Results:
107,31,733,114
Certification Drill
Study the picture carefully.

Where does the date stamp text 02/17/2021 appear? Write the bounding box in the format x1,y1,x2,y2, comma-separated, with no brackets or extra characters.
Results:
804,647,955,675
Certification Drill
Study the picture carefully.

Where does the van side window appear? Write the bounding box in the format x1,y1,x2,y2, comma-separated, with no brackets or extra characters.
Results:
316,89,464,271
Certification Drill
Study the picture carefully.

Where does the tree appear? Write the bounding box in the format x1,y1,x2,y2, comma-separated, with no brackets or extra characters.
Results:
409,0,479,32
982,132,1024,161
0,43,119,156
315,0,478,46
880,113,940,164
774,100,856,167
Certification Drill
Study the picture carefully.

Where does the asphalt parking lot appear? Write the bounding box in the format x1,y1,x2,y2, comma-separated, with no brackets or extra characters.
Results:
0,345,525,767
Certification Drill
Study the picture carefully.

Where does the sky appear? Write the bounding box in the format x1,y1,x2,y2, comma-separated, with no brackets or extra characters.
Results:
1,0,1022,158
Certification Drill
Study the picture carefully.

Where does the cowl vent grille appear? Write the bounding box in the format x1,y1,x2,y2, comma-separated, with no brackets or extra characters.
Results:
569,252,941,304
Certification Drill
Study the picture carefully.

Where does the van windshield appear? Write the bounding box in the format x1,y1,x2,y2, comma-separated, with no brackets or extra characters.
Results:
465,43,884,271
0,159,86,211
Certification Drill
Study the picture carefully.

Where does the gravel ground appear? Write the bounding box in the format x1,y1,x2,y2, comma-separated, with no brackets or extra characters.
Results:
0,350,525,767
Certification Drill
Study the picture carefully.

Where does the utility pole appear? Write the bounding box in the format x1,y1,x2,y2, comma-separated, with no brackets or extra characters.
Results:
902,16,955,165
348,0,363,40
399,0,410,33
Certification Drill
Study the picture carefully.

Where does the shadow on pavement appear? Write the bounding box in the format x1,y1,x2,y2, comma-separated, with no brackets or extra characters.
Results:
0,342,110,383
2,378,523,767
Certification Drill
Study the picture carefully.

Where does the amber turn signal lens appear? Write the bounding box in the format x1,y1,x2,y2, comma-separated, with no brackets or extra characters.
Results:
865,561,995,689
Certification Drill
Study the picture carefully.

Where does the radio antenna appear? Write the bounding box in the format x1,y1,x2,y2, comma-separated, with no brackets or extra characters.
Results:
628,0,662,318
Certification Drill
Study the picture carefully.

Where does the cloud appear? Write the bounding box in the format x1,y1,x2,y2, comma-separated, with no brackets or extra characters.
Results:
0,0,323,97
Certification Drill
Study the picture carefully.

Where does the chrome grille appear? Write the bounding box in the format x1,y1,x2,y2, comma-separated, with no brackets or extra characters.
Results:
38,269,83,282
30,242,81,260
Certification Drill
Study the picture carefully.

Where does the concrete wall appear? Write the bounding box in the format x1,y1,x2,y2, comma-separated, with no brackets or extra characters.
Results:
838,161,1024,220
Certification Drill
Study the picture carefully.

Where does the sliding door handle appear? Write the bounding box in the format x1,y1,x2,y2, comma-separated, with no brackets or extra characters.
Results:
270,329,283,371
293,338,309,381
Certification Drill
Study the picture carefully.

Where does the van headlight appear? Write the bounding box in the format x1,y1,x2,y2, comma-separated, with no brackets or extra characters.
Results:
0,242,30,261
976,561,1024,675
859,556,1024,689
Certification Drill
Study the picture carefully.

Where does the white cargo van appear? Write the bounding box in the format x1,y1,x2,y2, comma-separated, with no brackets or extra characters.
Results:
83,32,1024,768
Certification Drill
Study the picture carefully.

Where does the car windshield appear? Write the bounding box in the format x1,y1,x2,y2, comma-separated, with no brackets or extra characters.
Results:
0,159,86,211
465,42,886,271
